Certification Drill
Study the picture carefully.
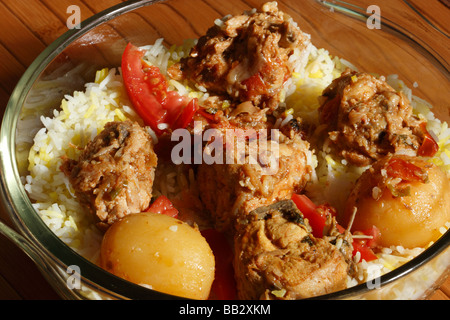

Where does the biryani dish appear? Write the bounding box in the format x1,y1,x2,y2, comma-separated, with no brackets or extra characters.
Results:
22,2,450,300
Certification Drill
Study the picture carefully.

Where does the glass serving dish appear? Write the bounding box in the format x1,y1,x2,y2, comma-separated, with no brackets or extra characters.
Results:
0,0,448,300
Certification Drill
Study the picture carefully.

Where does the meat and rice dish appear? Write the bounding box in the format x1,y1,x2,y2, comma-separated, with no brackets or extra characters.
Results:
23,2,450,300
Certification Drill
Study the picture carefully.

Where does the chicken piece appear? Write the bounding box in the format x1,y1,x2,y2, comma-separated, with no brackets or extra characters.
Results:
168,2,310,110
318,69,431,167
61,121,158,230
197,129,312,233
234,200,351,300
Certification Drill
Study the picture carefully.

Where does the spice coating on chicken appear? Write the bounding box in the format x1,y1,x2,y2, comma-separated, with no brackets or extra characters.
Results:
196,130,312,233
61,121,158,230
233,200,350,300
318,69,430,166
168,2,310,110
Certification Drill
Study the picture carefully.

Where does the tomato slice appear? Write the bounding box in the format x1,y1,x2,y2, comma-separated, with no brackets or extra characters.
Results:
418,123,439,157
291,194,317,217
201,229,237,300
386,158,428,183
292,193,328,238
121,43,199,135
418,132,439,157
362,226,381,249
352,226,380,262
291,194,345,238
172,97,199,130
145,195,179,218
292,194,380,262
352,241,378,262
121,43,166,134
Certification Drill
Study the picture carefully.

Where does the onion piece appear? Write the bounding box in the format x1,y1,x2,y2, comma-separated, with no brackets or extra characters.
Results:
229,101,259,117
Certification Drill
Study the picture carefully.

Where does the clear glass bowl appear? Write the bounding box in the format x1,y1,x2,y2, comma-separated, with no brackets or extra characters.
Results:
0,0,448,300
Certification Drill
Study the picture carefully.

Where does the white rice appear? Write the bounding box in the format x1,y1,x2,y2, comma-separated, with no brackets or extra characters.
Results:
22,31,450,298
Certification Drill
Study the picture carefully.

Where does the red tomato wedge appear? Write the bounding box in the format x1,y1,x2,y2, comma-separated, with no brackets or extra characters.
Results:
291,194,317,218
291,194,343,238
361,226,381,249
386,158,428,183
418,132,439,157
352,241,378,262
352,226,380,262
418,123,439,157
145,195,179,218
121,43,199,135
292,194,379,261
201,229,237,300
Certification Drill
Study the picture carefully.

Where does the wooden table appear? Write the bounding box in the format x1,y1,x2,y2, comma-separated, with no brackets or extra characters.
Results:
0,0,448,300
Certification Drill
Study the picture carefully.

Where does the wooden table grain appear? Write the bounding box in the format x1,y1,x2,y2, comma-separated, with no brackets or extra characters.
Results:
0,0,448,300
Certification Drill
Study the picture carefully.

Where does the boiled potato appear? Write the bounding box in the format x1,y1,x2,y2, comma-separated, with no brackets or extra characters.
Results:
100,212,215,299
342,155,450,248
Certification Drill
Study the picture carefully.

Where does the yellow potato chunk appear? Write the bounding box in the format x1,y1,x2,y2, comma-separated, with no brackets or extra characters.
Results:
343,155,450,248
100,212,215,299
